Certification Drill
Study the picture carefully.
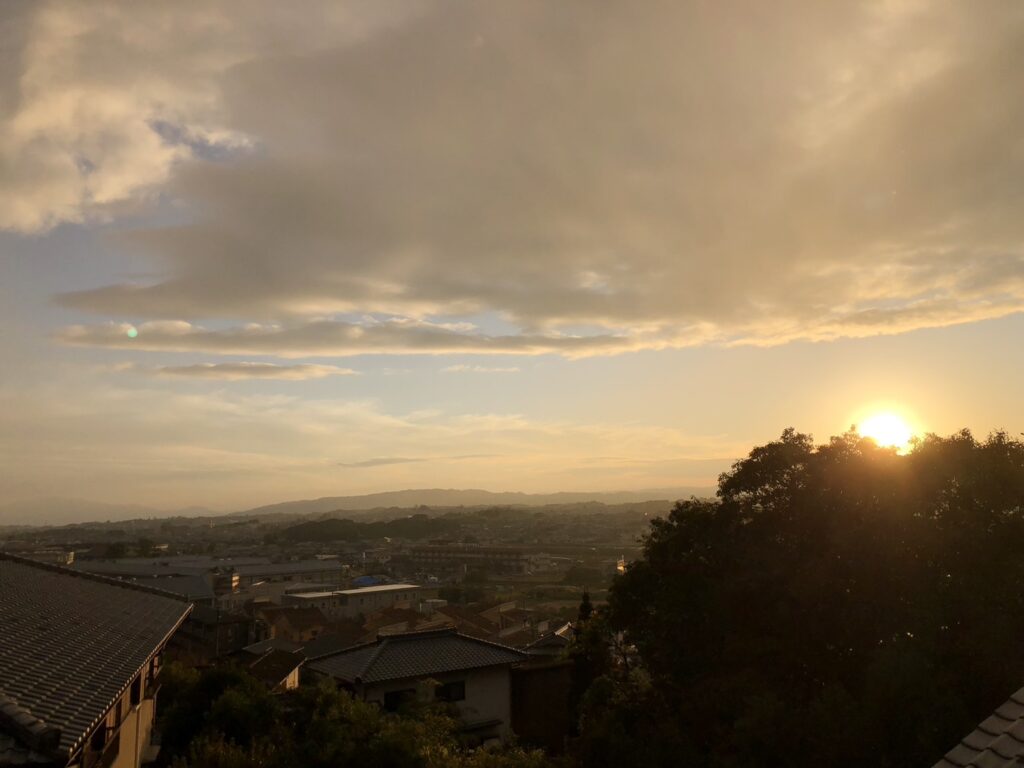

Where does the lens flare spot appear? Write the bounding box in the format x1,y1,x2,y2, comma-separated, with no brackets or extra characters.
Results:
126,326,138,339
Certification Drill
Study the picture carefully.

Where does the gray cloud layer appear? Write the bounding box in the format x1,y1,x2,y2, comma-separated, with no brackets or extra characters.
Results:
58,320,637,357
153,362,357,380
8,0,1024,353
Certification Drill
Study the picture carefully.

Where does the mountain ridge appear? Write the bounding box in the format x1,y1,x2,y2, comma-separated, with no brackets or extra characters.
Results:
232,486,713,518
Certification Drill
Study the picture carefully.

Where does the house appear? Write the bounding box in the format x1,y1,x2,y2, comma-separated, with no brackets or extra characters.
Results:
254,606,330,644
245,649,304,693
0,552,192,768
362,607,450,638
932,685,1024,767
298,622,367,659
433,604,500,639
307,627,528,742
172,605,253,661
523,623,574,657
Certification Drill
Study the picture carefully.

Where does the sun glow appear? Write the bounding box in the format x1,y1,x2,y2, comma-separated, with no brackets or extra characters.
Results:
858,412,914,451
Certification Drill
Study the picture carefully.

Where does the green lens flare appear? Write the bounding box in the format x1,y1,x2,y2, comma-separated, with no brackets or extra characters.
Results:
126,326,138,338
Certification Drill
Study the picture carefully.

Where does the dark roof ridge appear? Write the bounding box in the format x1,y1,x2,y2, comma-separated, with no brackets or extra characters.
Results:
369,626,527,655
0,551,190,602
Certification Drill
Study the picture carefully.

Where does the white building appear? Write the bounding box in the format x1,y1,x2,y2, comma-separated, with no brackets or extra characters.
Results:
282,583,431,619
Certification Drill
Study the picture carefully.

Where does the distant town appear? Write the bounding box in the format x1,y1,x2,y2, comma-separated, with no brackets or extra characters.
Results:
0,495,674,766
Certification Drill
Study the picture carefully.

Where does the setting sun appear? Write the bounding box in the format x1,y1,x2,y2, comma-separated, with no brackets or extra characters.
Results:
858,412,914,450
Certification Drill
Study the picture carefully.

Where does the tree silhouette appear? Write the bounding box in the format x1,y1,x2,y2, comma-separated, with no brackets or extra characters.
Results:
595,428,1024,767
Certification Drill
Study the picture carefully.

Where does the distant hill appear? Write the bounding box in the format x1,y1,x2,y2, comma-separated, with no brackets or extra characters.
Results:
234,487,712,518
0,497,216,526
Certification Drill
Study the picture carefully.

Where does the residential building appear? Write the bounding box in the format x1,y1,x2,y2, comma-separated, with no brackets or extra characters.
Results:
254,607,330,645
282,584,431,619
0,552,192,768
523,623,574,657
22,550,75,566
307,627,528,743
172,606,252,661
244,649,304,693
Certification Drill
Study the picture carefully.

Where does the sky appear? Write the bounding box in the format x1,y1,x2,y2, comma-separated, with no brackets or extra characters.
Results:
1,0,1023,514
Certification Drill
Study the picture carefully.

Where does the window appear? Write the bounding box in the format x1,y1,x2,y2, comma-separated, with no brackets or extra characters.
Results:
89,724,107,751
130,676,141,706
435,681,466,702
383,689,417,712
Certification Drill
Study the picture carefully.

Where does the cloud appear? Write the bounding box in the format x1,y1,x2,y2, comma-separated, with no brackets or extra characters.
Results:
0,0,408,232
56,319,641,358
337,454,495,468
443,365,520,374
12,0,1024,350
153,362,358,380
337,457,425,468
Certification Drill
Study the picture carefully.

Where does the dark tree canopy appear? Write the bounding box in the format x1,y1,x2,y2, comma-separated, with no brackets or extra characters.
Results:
158,664,556,768
601,428,1024,767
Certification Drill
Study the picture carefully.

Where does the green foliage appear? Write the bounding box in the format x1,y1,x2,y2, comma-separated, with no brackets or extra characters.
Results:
576,591,593,623
565,611,612,737
594,428,1024,767
158,668,556,768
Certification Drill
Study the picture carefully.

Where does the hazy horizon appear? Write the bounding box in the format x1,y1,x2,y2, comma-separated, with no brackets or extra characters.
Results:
0,484,719,526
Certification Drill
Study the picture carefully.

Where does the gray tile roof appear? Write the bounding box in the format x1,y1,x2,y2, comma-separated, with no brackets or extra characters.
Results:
0,553,192,760
934,687,1024,768
307,627,528,685
242,638,303,656
247,649,304,688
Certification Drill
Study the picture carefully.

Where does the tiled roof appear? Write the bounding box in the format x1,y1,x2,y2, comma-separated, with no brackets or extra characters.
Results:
0,553,191,760
247,649,303,688
300,622,367,658
301,634,359,660
308,627,527,684
934,687,1024,768
526,623,574,650
434,605,499,638
241,638,303,656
